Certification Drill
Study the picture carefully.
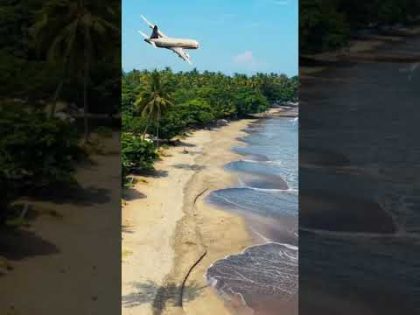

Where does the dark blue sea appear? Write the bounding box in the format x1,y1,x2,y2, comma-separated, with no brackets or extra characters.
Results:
299,36,420,315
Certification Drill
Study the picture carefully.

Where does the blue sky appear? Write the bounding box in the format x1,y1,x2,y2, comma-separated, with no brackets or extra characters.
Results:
122,0,298,76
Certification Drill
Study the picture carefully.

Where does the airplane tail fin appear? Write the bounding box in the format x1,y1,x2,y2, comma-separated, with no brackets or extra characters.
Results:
150,25,159,39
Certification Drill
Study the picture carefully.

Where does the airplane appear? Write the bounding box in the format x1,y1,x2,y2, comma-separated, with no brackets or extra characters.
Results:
138,15,199,65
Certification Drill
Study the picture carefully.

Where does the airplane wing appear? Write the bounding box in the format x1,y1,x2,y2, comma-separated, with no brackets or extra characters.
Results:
169,47,192,65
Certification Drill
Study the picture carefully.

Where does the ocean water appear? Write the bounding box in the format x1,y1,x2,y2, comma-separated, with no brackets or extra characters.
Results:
299,36,420,314
206,116,298,314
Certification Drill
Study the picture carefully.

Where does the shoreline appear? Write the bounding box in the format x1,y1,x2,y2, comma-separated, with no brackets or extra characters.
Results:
301,30,420,77
122,107,292,315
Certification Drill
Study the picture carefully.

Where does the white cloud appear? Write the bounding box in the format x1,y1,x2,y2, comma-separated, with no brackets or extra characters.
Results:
272,0,288,5
259,0,289,5
233,51,268,72
233,51,256,65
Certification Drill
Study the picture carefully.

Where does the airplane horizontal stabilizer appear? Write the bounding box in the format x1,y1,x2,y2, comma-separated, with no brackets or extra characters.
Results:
138,30,148,39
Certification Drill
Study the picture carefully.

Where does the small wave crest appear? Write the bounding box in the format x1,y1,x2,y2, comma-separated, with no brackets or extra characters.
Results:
206,243,298,308
239,158,283,166
244,186,298,193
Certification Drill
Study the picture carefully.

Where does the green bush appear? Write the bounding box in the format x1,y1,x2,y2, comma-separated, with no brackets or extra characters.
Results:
122,113,148,135
233,88,269,117
0,105,82,223
300,0,350,53
121,133,158,184
300,0,420,54
178,99,215,127
149,110,188,141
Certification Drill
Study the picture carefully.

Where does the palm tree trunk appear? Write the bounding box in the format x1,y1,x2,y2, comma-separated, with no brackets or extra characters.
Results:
156,121,159,148
156,110,160,148
83,39,90,142
50,79,64,117
83,68,89,142
50,52,70,118
142,116,151,139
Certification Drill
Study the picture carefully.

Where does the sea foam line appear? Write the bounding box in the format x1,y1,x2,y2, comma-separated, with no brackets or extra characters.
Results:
239,159,283,165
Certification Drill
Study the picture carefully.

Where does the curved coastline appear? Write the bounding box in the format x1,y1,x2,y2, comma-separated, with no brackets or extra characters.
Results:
122,107,292,315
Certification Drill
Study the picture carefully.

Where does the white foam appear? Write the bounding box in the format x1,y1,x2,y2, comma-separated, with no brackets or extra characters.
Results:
245,186,287,192
239,159,283,166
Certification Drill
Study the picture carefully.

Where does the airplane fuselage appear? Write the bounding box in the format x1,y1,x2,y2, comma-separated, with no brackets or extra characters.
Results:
147,37,199,49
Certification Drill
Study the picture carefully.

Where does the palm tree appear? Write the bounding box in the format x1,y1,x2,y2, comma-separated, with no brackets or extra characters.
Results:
135,72,173,146
32,0,118,141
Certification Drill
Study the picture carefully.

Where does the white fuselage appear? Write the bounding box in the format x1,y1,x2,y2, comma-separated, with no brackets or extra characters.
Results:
148,37,199,49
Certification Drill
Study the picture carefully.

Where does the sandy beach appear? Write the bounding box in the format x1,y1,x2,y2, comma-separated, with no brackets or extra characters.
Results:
121,117,266,315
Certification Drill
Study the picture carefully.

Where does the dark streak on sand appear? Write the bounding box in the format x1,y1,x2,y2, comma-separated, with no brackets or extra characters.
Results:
178,187,209,307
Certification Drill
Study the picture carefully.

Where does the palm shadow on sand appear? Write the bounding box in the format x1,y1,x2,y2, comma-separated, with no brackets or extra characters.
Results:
122,280,204,314
29,183,111,206
173,140,197,148
140,169,169,178
123,188,146,201
0,228,59,268
172,164,206,171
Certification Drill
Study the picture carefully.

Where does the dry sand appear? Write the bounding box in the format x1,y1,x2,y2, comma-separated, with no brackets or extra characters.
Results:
0,133,121,315
122,118,262,315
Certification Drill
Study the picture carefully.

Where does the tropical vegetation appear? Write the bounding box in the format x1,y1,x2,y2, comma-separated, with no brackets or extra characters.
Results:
301,0,420,53
122,68,298,185
0,0,120,224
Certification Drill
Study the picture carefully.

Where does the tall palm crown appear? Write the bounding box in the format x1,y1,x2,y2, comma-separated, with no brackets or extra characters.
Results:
135,72,173,123
32,0,117,74
31,0,118,137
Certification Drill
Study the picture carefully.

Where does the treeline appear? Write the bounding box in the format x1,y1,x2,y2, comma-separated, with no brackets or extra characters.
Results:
301,0,420,53
122,68,298,184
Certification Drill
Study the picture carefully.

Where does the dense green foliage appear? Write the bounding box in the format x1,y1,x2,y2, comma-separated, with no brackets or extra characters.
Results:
122,133,158,185
0,0,120,222
0,106,82,222
301,0,420,53
123,69,297,135
0,0,120,113
121,68,298,184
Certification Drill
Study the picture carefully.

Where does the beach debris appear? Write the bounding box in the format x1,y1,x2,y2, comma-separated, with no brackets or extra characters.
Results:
0,256,13,274
216,119,229,127
176,187,210,308
177,249,207,308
